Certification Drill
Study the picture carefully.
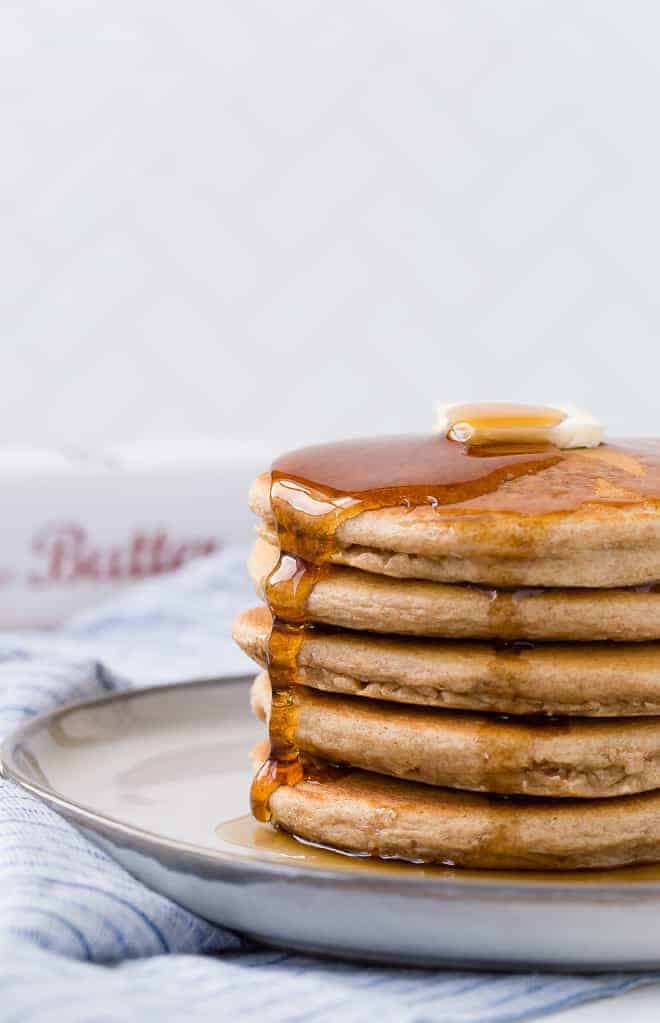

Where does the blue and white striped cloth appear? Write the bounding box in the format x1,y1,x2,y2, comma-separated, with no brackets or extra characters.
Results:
0,547,658,1022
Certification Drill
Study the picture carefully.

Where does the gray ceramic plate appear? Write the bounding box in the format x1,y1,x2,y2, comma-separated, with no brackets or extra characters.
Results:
4,676,660,970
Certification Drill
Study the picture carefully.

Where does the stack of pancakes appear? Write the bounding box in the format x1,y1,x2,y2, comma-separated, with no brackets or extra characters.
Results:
233,434,660,870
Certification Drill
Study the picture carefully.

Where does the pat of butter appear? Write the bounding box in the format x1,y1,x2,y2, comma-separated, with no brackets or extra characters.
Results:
435,402,603,449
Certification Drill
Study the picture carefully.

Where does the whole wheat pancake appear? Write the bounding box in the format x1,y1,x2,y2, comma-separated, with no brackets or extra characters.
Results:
255,518,657,589
251,672,660,799
234,606,660,716
268,767,660,870
250,537,660,642
251,437,660,587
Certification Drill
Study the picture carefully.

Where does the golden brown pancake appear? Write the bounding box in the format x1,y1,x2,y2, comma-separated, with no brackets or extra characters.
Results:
255,518,660,588
250,537,660,642
234,606,660,717
269,767,660,870
251,438,660,587
251,672,660,799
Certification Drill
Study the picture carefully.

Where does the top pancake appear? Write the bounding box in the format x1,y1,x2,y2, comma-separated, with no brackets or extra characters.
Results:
251,436,660,587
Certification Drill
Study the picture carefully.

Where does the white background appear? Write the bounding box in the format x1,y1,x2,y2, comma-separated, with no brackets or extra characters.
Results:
3,1,659,460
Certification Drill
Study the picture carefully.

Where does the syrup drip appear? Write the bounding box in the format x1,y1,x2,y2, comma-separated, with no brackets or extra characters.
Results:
250,619,305,822
250,597,346,820
250,652,348,821
250,750,305,823
263,553,328,624
486,587,546,640
250,554,332,821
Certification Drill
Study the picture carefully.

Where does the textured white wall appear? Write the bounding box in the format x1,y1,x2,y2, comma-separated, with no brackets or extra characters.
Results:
3,1,660,458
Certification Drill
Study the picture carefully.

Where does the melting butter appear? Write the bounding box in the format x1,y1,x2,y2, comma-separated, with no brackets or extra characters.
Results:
436,402,603,449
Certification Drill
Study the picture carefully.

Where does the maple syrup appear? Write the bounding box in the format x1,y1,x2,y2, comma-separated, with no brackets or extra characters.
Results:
250,619,305,821
263,553,328,624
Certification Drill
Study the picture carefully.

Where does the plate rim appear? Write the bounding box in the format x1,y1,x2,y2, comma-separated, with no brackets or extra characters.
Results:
4,676,660,900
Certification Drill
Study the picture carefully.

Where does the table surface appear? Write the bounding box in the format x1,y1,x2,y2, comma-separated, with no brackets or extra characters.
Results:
554,983,660,1021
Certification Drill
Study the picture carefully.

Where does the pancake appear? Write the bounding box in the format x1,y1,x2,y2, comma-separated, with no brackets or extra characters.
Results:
268,767,660,870
251,672,660,799
250,437,660,588
233,606,660,716
241,429,660,869
255,518,658,589
250,537,660,642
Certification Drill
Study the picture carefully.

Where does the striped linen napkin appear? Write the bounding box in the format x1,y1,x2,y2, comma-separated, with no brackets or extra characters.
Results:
0,547,657,1022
